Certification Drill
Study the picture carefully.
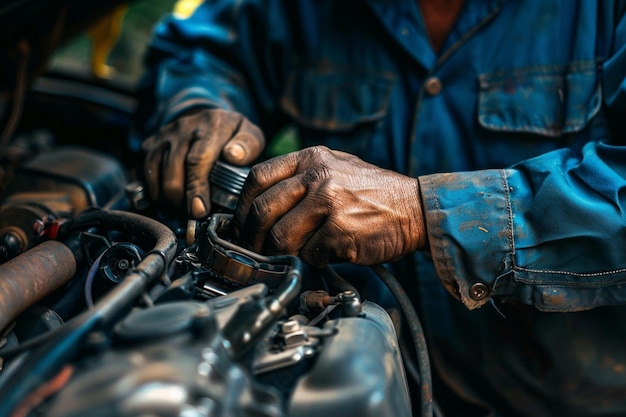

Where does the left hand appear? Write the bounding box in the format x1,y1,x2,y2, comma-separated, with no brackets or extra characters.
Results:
234,146,428,267
142,109,264,219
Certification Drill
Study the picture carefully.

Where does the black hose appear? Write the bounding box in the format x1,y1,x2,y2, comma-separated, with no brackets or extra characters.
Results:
322,265,360,300
65,208,176,256
0,209,177,417
371,264,433,417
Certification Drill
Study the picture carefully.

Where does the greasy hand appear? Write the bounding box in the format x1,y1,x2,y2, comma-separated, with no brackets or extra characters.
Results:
142,109,264,218
234,146,427,267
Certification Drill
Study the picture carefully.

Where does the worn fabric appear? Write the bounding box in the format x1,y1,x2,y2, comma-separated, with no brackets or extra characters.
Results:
137,1,626,416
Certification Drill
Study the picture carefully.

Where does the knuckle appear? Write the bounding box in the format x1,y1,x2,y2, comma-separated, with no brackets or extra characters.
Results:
307,145,330,158
248,163,273,189
186,141,210,165
246,122,265,145
301,147,332,177
210,109,242,129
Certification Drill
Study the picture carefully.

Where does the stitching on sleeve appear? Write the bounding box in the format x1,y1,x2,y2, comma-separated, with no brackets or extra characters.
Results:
501,169,515,256
429,178,452,283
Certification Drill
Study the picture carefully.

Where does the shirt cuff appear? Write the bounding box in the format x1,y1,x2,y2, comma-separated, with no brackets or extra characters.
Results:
419,169,514,309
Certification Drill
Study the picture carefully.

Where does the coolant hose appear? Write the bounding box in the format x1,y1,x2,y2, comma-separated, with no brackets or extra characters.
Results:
0,240,77,332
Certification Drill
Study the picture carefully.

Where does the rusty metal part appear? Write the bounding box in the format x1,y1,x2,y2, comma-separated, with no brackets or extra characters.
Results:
0,240,76,332
299,290,331,313
0,202,54,262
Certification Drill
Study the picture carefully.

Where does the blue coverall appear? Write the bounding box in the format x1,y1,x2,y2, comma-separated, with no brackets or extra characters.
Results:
137,1,626,415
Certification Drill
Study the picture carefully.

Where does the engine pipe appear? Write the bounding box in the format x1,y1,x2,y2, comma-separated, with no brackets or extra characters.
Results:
0,209,177,417
221,256,303,360
0,240,77,333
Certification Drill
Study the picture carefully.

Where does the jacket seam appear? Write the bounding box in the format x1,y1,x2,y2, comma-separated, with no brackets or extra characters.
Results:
502,169,516,257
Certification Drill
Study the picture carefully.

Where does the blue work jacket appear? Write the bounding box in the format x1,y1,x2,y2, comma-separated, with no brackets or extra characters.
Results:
138,1,626,416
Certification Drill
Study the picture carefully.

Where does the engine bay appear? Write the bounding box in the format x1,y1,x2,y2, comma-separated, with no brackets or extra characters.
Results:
0,137,428,417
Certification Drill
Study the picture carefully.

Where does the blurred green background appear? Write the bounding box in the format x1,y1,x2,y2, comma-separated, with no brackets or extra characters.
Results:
52,0,177,84
50,0,301,156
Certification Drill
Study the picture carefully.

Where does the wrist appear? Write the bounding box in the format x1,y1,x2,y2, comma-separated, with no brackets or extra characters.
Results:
410,177,429,251
394,176,428,254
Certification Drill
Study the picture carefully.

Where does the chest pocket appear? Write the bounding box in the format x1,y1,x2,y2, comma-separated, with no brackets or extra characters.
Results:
478,62,601,138
279,66,395,157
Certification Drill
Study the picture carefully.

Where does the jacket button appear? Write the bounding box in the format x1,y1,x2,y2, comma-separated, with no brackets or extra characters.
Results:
469,282,490,301
424,76,442,96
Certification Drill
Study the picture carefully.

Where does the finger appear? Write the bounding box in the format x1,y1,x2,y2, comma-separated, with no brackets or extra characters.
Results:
142,138,167,202
262,194,330,256
184,140,213,218
161,132,191,209
238,175,308,252
185,112,248,218
185,118,233,219
222,118,265,165
234,151,302,233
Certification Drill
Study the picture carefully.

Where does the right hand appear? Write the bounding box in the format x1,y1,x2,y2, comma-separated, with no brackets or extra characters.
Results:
234,146,427,267
142,109,265,219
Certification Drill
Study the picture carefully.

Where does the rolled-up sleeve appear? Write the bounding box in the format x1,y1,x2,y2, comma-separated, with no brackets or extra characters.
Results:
420,142,626,312
419,4,626,312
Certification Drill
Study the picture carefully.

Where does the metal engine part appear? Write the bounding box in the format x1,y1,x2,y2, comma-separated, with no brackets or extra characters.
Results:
209,160,250,211
195,214,299,289
45,299,284,417
287,302,411,417
0,146,127,262
3,146,127,212
42,292,411,417
0,150,417,417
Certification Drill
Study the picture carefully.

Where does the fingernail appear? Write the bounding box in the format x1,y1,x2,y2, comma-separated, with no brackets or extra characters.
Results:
224,143,246,162
191,196,207,219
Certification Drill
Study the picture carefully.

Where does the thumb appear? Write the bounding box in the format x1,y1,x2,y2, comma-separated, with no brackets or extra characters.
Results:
222,119,265,165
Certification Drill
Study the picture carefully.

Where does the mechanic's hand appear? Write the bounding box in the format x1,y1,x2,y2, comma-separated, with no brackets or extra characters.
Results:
142,109,264,219
234,146,427,267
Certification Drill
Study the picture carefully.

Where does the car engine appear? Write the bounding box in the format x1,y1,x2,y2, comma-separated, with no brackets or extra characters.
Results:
0,143,432,417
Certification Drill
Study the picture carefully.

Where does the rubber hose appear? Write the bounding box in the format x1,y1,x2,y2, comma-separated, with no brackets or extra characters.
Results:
0,210,177,417
0,240,76,333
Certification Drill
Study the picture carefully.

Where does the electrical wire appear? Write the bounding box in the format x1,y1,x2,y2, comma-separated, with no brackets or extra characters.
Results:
371,264,433,417
322,265,360,300
10,365,74,417
83,250,106,309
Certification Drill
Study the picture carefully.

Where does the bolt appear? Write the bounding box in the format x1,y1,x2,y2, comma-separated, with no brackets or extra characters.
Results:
117,259,130,270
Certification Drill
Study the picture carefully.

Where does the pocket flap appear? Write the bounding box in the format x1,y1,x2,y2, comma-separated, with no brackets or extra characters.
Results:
478,62,601,137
